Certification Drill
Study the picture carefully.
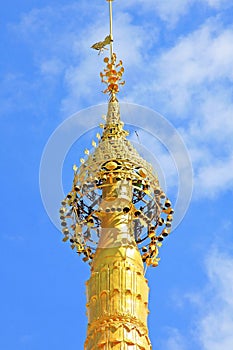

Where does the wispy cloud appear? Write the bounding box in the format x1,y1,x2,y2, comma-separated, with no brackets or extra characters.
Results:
119,0,192,25
163,245,233,350
159,327,188,350
204,0,231,9
118,0,233,25
129,18,233,198
6,2,233,199
188,248,233,349
128,18,233,112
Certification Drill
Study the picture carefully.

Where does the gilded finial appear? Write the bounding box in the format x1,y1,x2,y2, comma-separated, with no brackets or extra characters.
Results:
91,0,125,101
100,54,125,101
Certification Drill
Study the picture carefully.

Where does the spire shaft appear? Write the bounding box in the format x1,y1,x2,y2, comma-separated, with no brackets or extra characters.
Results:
85,182,151,349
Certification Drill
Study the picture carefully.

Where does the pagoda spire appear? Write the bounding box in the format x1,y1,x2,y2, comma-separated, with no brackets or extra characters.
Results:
59,1,174,349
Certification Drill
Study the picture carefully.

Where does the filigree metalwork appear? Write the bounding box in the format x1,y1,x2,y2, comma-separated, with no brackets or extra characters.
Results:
60,99,174,269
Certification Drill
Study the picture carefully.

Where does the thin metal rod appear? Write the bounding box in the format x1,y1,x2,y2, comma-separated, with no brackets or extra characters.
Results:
109,0,113,58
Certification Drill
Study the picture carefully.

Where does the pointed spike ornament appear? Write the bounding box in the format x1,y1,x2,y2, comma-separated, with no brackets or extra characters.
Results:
91,140,97,148
72,164,78,172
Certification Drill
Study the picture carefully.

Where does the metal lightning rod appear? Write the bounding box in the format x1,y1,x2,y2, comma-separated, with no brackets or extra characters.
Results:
108,0,114,58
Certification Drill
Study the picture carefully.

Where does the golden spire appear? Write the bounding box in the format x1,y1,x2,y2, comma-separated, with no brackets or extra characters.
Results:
60,1,174,348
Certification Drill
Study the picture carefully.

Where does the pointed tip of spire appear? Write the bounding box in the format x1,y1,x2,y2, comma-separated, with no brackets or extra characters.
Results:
100,100,129,140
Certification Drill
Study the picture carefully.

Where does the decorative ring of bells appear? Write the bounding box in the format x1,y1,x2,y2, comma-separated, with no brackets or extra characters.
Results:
60,157,174,268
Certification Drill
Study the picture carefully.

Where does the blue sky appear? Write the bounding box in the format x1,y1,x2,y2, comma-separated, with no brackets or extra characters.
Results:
1,0,233,349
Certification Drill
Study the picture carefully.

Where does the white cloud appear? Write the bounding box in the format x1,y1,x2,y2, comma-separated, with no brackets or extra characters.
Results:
171,247,233,350
203,0,231,9
154,0,193,24
197,88,233,142
120,0,233,25
8,3,233,199
195,156,233,197
181,87,233,198
40,58,64,76
126,19,233,198
146,20,233,115
193,249,233,350
119,0,195,25
160,328,187,350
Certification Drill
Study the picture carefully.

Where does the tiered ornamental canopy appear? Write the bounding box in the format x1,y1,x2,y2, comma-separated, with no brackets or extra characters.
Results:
60,50,173,269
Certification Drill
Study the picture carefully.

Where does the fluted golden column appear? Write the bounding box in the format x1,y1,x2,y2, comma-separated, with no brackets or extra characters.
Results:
85,180,152,350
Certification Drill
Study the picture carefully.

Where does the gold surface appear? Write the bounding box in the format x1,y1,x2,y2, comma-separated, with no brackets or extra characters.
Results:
60,98,173,268
85,183,151,349
100,54,125,101
85,244,152,349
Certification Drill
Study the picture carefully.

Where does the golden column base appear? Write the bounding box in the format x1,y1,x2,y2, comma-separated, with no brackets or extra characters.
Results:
85,244,152,350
